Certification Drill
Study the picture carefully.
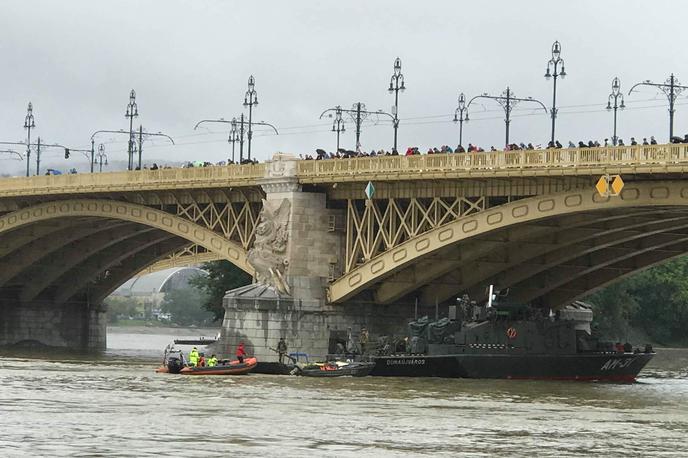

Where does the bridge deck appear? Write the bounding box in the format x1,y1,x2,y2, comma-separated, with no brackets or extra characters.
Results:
297,143,688,182
0,163,266,197
2,144,688,197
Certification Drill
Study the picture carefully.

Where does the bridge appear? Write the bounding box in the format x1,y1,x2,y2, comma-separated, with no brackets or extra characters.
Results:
2,143,688,354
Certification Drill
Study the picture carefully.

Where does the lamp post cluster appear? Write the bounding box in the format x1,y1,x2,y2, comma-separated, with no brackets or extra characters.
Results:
195,75,278,163
320,103,395,152
453,41,563,150
321,57,406,153
9,46,688,179
447,40,686,148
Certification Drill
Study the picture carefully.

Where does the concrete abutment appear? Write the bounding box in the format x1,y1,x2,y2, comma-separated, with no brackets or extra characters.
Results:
216,154,413,362
0,300,106,350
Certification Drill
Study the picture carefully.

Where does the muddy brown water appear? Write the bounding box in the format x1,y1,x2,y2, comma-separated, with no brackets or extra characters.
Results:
0,327,686,457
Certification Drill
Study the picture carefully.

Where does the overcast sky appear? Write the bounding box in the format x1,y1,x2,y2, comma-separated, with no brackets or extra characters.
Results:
1,0,686,174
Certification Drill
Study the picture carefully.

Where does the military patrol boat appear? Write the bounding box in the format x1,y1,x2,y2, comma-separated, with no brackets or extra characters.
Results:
371,290,655,381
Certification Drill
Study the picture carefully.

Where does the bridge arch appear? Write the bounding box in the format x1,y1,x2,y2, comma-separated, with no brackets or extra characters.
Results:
329,181,688,304
0,199,254,276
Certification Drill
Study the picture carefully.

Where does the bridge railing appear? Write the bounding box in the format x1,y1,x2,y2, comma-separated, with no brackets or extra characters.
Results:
0,163,266,196
296,143,688,177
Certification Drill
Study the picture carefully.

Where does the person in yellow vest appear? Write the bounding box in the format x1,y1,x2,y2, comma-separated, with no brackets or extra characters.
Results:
189,347,199,367
207,354,218,367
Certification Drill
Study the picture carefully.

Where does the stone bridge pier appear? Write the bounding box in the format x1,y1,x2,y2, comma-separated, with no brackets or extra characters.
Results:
1,299,106,350
218,154,412,364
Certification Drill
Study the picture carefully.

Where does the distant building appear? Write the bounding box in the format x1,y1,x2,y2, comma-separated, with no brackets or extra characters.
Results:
111,267,206,311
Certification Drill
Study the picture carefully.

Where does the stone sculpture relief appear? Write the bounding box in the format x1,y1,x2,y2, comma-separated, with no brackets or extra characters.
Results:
247,198,291,295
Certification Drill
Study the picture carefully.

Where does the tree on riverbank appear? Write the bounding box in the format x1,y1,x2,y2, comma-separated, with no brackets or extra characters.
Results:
160,288,213,325
189,260,252,321
104,296,139,323
587,257,688,345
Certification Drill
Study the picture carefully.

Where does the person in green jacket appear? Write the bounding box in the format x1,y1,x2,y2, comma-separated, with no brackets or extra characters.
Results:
207,354,218,367
189,347,199,367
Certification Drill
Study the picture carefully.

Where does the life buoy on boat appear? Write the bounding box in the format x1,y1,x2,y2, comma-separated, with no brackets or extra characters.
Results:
506,327,518,339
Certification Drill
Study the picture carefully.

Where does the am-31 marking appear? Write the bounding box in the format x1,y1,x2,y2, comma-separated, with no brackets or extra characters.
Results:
601,358,636,371
386,358,426,366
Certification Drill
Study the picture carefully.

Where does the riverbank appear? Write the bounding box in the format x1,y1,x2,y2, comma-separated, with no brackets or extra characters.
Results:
108,325,219,336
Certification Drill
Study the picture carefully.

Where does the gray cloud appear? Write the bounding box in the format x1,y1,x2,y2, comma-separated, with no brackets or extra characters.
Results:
0,0,684,174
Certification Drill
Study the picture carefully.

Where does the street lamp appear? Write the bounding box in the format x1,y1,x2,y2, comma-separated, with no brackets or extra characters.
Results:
0,150,23,162
468,88,547,147
320,103,395,152
453,93,468,148
606,77,626,146
90,128,173,170
23,102,36,177
388,57,406,153
95,144,108,172
125,89,139,171
194,116,276,164
331,106,346,152
544,40,566,144
228,117,239,163
243,75,259,160
629,74,688,141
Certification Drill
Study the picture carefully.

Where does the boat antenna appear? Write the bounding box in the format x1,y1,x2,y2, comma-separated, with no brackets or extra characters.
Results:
487,285,494,308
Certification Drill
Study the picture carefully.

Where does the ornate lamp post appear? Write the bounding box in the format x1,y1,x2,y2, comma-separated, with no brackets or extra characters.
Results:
95,144,108,172
331,106,346,152
320,104,394,152
194,116,276,164
629,74,688,141
606,77,626,146
388,57,406,153
125,90,138,171
23,102,36,177
228,117,239,163
545,41,566,144
468,88,547,147
243,75,259,160
453,93,468,148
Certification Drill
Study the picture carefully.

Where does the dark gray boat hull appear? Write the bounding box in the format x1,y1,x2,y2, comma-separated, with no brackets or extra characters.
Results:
371,352,655,381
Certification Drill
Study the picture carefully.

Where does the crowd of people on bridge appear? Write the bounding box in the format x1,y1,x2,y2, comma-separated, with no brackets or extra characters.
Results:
299,132,681,161
8,132,686,179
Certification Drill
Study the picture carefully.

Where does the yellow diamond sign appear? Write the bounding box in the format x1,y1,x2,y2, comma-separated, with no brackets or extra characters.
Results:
611,175,624,195
595,176,609,196
595,174,624,197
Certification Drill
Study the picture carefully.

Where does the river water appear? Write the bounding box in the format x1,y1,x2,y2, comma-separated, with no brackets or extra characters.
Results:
0,327,687,457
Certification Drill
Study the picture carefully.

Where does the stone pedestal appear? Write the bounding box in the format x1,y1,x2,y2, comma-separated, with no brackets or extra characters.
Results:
218,284,414,363
217,153,414,363
0,300,106,350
